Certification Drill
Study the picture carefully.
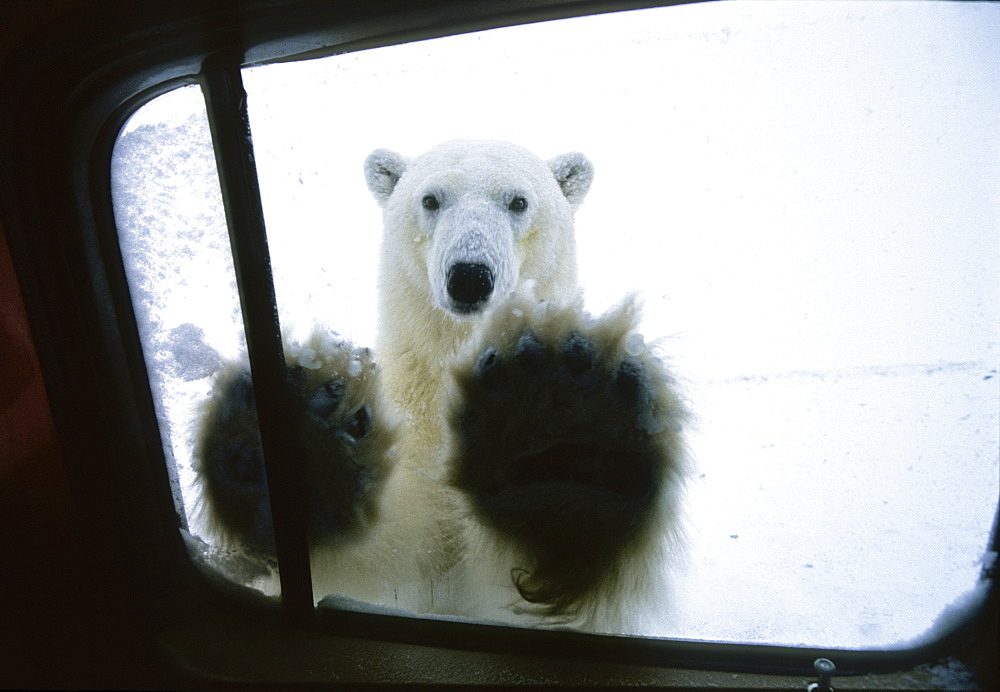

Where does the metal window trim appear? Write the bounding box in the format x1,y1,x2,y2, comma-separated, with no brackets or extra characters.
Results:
200,52,315,625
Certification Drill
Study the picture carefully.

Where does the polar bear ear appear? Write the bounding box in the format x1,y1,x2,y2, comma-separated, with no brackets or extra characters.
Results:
548,152,594,210
364,149,409,205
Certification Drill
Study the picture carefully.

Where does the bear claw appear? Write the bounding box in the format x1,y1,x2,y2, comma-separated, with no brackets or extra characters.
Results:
475,348,502,382
513,330,548,371
563,331,596,374
614,358,649,406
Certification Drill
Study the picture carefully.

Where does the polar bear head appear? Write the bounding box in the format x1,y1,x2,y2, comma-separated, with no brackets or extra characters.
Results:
365,140,593,320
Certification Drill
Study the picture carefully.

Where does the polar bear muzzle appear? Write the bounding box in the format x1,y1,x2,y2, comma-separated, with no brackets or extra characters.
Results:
447,262,494,313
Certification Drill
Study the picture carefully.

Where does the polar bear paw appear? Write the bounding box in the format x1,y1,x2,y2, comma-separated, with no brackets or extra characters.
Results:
447,293,688,617
195,329,396,556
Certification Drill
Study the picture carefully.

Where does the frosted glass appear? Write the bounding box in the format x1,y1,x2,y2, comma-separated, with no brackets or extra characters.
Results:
111,85,280,597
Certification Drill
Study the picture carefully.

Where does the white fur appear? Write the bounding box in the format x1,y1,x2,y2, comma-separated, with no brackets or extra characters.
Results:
199,140,686,633
358,141,596,617
356,141,684,631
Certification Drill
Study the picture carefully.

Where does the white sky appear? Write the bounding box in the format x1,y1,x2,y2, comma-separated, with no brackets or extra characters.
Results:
116,1,999,648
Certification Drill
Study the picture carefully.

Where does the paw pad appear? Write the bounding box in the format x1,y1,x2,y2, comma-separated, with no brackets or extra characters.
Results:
449,301,686,616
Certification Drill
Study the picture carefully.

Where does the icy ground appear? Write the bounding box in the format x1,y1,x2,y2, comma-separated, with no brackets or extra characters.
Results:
663,362,996,647
111,0,999,650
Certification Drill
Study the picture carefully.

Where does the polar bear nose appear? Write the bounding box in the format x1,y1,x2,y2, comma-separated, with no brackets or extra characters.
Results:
447,263,494,312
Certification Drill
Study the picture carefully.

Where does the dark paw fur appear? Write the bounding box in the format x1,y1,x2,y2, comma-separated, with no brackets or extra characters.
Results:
197,368,276,553
450,310,684,616
197,336,394,555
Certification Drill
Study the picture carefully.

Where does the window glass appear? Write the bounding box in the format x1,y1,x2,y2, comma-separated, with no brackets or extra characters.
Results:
112,0,999,647
242,0,998,647
111,85,281,597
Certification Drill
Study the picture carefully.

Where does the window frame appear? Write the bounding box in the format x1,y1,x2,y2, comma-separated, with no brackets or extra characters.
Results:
2,0,996,684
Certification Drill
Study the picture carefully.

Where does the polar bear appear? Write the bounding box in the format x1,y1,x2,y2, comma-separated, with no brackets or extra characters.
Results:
196,140,687,632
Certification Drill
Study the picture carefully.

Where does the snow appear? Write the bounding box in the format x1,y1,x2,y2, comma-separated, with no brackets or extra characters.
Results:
347,358,362,378
625,333,645,357
111,1,999,650
658,362,997,646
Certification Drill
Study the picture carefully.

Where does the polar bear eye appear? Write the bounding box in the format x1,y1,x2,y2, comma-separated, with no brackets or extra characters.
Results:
422,195,440,211
508,196,528,213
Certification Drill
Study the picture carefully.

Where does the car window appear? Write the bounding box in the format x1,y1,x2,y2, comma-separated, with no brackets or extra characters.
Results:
112,1,999,647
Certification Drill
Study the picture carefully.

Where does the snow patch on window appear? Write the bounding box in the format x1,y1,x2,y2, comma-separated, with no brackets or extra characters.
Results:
111,84,252,584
